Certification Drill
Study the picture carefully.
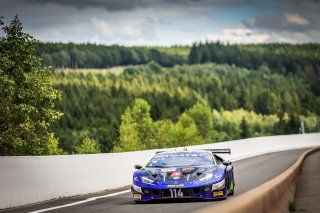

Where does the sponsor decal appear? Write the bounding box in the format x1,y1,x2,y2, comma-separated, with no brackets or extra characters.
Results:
171,171,183,179
213,191,224,197
181,167,194,171
210,149,231,154
133,194,142,200
171,171,183,177
161,168,176,173
167,184,184,188
154,153,206,158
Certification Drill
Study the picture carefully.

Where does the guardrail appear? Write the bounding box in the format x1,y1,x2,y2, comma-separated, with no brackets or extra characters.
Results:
195,146,320,213
0,133,320,210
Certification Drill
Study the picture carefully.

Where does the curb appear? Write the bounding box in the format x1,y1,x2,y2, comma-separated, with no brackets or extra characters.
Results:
194,146,320,213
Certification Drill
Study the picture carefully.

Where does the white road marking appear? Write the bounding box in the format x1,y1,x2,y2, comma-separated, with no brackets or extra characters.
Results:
29,189,131,213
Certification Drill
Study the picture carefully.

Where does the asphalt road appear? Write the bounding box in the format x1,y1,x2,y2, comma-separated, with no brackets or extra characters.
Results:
4,149,307,213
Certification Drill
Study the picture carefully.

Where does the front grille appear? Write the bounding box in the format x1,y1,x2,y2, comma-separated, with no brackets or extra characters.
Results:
191,187,202,194
141,188,161,196
151,189,160,196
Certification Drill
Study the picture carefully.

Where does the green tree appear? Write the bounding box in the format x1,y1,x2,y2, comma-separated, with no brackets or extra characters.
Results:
284,114,300,134
46,133,65,155
0,16,62,155
240,117,249,139
171,113,202,147
189,43,201,64
186,100,213,140
113,99,153,152
152,120,174,148
75,137,101,154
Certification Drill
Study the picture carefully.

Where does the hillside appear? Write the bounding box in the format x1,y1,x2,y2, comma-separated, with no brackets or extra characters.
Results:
51,62,319,153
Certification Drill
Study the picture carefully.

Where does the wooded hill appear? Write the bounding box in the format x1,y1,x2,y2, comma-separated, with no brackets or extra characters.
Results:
35,41,320,153
51,62,319,153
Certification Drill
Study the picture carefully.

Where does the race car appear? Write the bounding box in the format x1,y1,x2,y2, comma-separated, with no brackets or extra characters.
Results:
131,149,235,202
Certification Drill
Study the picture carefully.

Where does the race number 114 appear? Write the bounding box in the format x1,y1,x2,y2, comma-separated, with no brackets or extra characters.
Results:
169,188,183,197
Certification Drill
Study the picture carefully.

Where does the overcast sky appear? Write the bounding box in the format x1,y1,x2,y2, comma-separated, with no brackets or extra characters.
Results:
1,0,320,46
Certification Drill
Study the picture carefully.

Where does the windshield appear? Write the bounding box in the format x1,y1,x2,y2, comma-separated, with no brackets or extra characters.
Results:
146,152,215,167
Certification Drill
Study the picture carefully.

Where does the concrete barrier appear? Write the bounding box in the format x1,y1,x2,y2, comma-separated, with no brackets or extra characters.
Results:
0,133,319,209
194,146,320,213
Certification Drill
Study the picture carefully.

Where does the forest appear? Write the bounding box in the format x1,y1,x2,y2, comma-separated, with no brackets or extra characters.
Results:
51,62,319,153
12,41,319,154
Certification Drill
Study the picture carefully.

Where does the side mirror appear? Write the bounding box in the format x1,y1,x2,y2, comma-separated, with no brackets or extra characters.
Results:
134,165,143,170
223,161,232,166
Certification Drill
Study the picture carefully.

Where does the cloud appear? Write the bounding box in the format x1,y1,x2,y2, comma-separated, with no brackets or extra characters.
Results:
90,16,156,41
23,0,145,11
243,13,313,32
267,30,320,43
17,0,255,12
206,27,320,44
240,0,320,43
284,13,310,26
1,0,319,45
281,0,320,23
207,28,270,44
243,0,319,33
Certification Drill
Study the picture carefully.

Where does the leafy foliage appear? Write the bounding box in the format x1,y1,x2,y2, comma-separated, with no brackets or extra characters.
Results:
0,16,62,155
75,137,101,154
114,99,153,151
113,99,203,152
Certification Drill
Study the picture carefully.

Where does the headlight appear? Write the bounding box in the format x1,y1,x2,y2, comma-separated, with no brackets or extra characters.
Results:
142,176,154,184
132,183,142,193
212,179,225,190
199,173,213,182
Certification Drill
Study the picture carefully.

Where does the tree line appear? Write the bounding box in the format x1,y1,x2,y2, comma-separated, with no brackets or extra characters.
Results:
35,42,185,68
36,41,320,97
189,42,320,96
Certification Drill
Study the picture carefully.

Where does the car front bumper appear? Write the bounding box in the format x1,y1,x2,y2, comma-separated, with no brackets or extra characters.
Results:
131,184,227,202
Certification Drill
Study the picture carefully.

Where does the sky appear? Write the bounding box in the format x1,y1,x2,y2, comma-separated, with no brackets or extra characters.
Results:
1,0,320,46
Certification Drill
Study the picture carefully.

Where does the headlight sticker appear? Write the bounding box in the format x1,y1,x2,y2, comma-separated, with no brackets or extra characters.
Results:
142,176,155,185
199,173,213,182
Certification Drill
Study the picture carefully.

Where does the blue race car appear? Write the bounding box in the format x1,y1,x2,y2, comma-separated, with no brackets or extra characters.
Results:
131,149,235,202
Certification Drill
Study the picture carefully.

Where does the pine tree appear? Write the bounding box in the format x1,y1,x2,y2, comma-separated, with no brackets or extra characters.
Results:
240,117,249,139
